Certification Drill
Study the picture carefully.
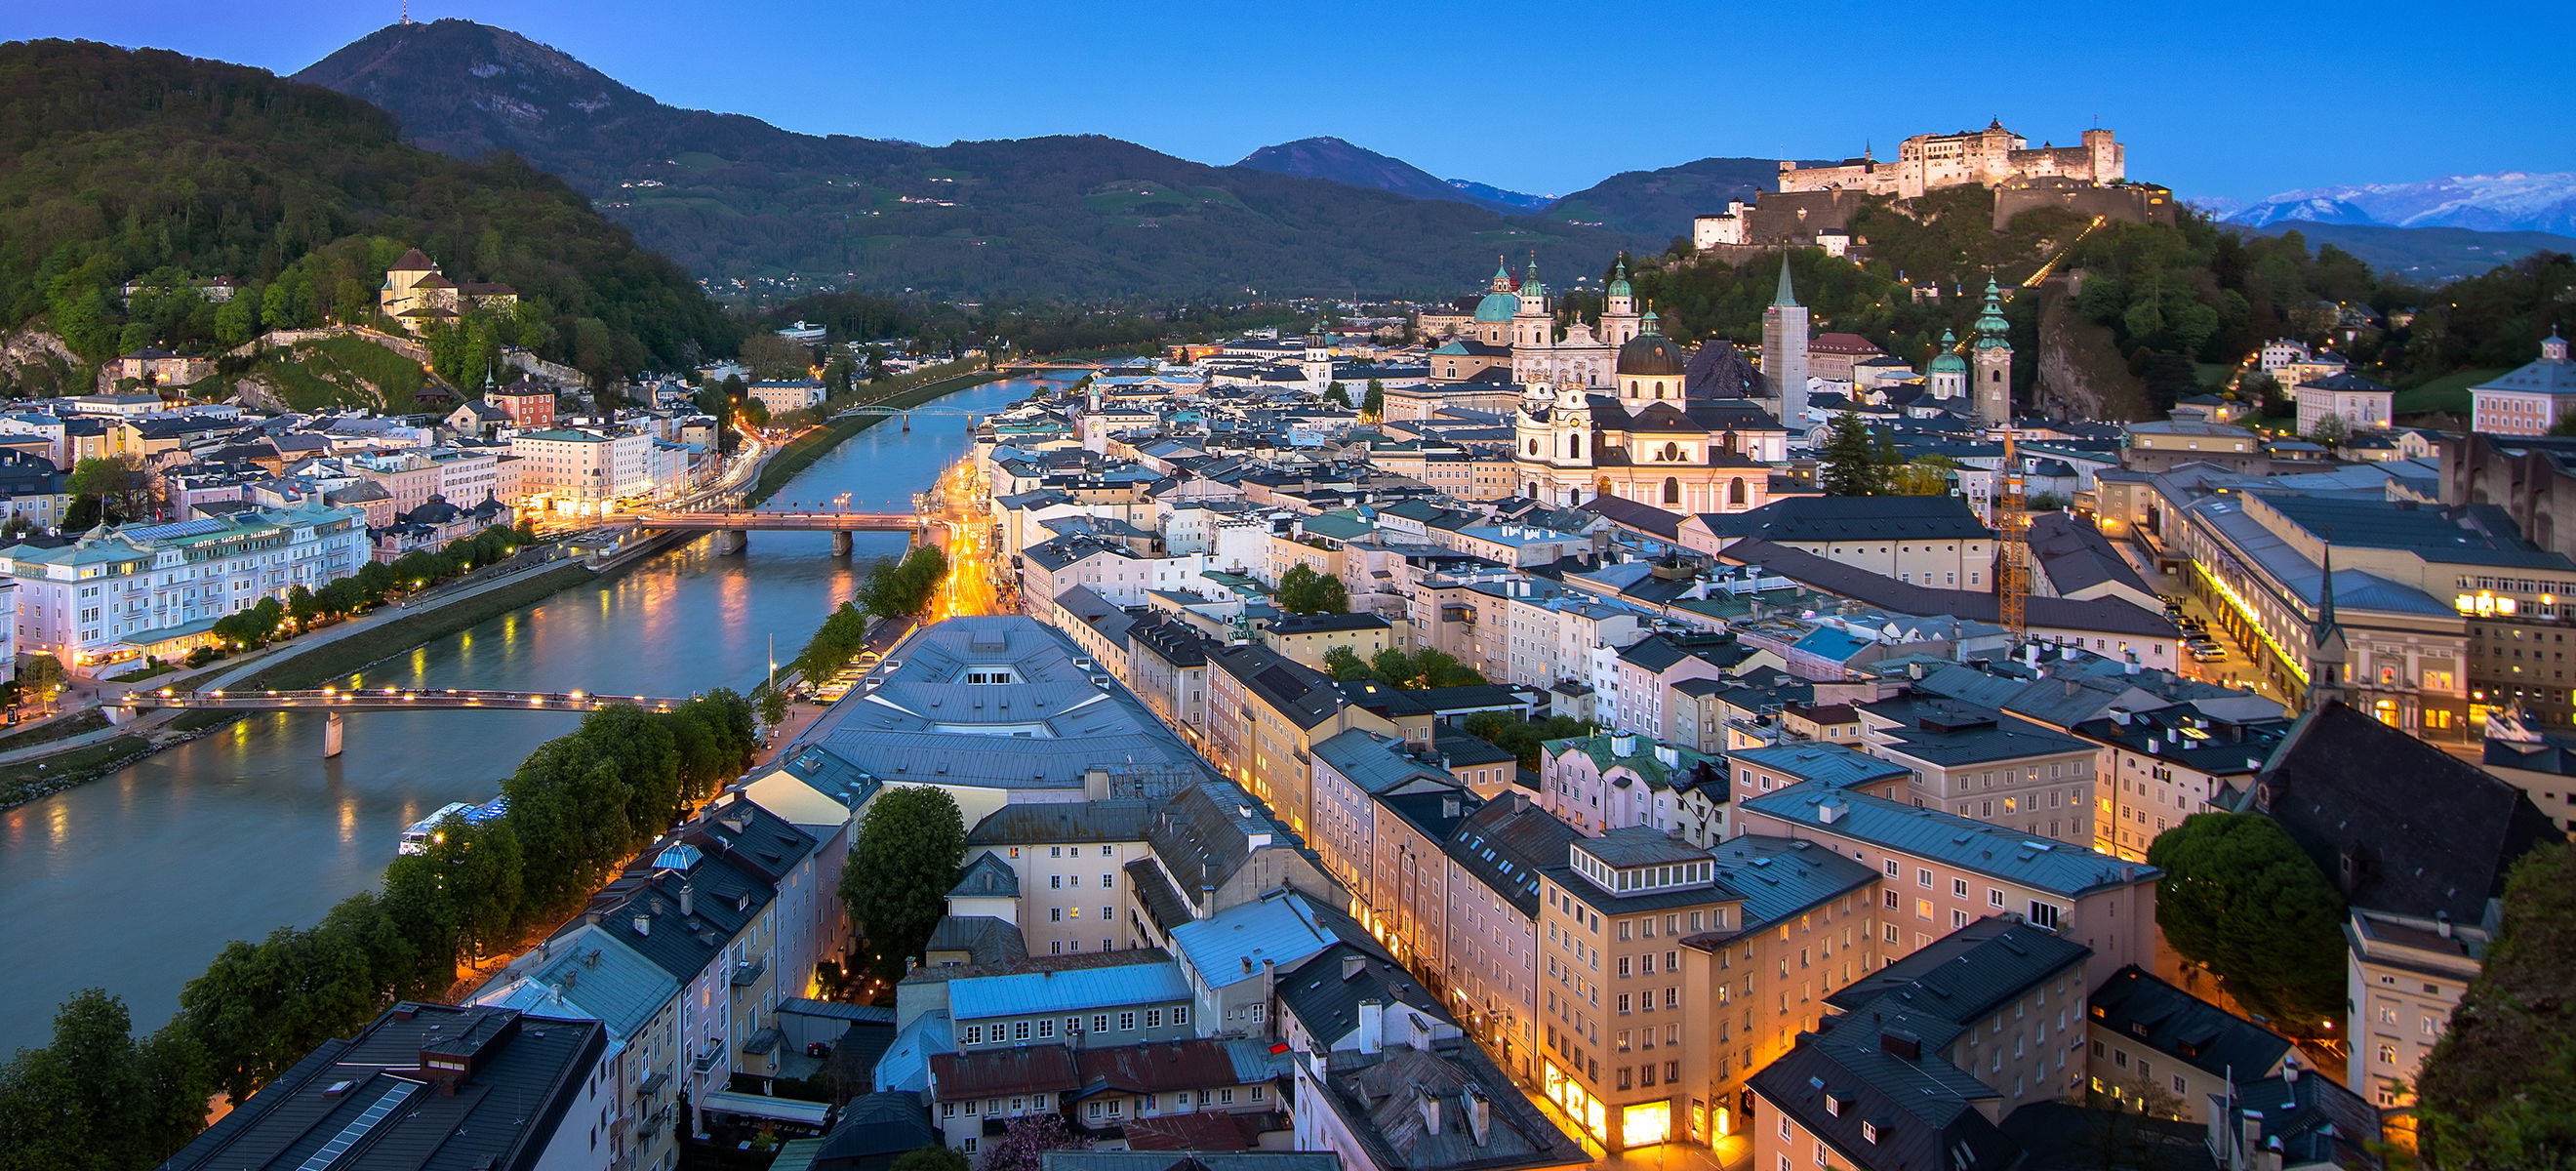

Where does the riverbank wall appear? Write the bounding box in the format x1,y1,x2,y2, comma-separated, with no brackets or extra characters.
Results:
746,369,1005,505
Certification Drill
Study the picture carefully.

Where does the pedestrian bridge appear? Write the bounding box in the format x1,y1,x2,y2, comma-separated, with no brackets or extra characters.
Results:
115,687,693,756
623,508,932,553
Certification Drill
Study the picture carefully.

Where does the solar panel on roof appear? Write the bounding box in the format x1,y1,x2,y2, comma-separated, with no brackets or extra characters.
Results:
125,517,231,542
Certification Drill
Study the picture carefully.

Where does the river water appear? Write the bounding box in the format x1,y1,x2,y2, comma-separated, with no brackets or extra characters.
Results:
0,375,1062,1053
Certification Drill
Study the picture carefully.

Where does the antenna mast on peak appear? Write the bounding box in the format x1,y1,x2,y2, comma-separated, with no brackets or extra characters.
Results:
400,0,412,23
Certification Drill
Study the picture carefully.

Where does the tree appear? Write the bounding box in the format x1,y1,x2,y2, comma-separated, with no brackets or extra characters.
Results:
1817,411,1885,496
1888,455,1958,496
2309,412,2350,447
19,653,64,698
839,787,967,980
892,1147,970,1171
1273,564,1348,615
0,989,214,1171
67,454,155,524
741,333,814,381
2145,813,2348,1034
979,1112,1092,1171
739,395,772,428
1462,710,1594,768
1322,644,1373,682
2416,843,2576,1171
1324,381,1351,408
1362,379,1386,419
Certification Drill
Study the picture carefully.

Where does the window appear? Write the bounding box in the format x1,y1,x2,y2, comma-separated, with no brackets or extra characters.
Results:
1094,1014,1110,1033
1990,888,2006,909
964,1026,985,1045
1051,875,1063,889
1917,868,1933,888
1119,1011,1137,1030
1147,1009,1163,1029
1051,908,1063,921
1173,1006,1189,1026
1038,1019,1055,1038
1863,1121,1879,1144
1952,877,1968,897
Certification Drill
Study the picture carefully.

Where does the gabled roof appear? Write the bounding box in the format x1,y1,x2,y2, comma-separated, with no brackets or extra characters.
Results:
949,852,1020,899
2246,702,2565,922
1743,782,2159,898
2087,964,2291,1080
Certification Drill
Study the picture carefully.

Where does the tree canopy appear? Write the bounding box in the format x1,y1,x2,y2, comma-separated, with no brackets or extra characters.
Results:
2145,812,2349,1034
839,786,968,980
1324,645,1487,690
0,989,213,1171
1274,564,1348,615
0,40,734,392
2416,843,2576,1170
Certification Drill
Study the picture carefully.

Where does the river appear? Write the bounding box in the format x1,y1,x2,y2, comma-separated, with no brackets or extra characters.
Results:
0,375,1064,1053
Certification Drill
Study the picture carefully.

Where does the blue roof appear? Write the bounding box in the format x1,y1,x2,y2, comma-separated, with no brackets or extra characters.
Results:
1743,781,2159,897
873,1010,952,1093
475,925,679,1041
946,960,1192,1021
1788,627,1872,662
1169,892,1344,989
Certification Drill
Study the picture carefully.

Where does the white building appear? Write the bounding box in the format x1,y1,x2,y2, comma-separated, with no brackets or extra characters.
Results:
747,380,827,418
0,503,370,673
2293,373,2395,435
509,426,657,515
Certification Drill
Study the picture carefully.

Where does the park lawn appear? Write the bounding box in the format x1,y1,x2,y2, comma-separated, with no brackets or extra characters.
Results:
2395,368,2505,418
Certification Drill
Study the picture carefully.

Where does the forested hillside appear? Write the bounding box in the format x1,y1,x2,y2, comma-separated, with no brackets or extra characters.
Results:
294,20,1646,298
0,39,736,392
1627,186,2569,419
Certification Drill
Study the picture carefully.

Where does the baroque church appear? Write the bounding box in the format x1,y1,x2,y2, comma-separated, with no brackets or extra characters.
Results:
1509,310,1791,514
1428,257,1644,386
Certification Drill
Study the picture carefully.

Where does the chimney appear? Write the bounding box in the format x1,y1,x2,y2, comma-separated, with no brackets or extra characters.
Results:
584,910,602,928
678,880,694,919
1466,1088,1493,1146
632,913,651,937
1358,999,1386,1054
2436,911,2453,940
1419,1091,1443,1136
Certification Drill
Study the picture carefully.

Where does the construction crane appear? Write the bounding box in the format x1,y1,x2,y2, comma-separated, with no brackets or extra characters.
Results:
1998,424,2030,643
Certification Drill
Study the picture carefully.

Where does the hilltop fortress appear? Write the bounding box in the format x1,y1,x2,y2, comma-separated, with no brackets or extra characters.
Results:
1695,121,2172,254
1778,120,2123,198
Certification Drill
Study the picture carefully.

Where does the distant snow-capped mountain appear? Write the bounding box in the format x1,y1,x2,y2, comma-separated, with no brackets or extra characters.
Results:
2226,172,2576,235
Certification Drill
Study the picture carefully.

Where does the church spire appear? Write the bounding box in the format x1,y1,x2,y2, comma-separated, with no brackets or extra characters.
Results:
1772,255,1798,308
2309,541,2350,710
1973,276,2011,348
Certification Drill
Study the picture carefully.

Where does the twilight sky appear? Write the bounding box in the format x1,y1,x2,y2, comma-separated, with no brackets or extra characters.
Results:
11,0,2573,203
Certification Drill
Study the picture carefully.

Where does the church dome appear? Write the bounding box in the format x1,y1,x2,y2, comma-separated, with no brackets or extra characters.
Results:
1929,329,1968,374
1473,291,1519,322
1617,330,1686,378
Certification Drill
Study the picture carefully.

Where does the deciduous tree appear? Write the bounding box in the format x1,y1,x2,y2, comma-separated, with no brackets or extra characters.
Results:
839,787,967,979
2416,843,2576,1171
2145,813,2347,1033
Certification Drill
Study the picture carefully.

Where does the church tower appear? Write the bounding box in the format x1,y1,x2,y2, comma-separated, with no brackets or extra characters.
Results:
1761,256,1810,427
2307,544,2350,712
1972,278,2014,427
1928,330,1967,401
1601,256,1642,346
1514,257,1552,349
1303,320,1332,393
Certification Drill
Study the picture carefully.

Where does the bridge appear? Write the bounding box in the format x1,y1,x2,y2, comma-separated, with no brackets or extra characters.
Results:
623,508,930,554
116,687,693,757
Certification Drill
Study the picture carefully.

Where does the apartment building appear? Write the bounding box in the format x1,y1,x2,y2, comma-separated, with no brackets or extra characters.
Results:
2085,964,2292,1121
2068,702,2292,861
510,425,656,513
1736,783,2161,974
959,801,1156,957
1854,694,2101,847
1204,642,1397,834
1750,916,2092,1171
1533,828,1877,1151
1537,731,1725,839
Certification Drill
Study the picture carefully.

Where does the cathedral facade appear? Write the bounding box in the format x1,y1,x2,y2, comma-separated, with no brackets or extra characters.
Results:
1427,258,1642,386
1509,317,1787,514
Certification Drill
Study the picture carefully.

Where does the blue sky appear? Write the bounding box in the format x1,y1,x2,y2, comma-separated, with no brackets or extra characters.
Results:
12,0,2573,202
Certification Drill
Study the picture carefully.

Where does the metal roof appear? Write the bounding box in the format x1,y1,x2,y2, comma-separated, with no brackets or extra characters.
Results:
1744,782,2160,897
947,959,1193,1021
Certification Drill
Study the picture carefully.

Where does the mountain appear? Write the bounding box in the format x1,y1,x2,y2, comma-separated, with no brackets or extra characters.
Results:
1542,156,1793,240
296,22,1645,299
1448,179,1552,213
2231,222,2576,284
2227,173,2576,235
1234,137,1516,212
0,38,733,390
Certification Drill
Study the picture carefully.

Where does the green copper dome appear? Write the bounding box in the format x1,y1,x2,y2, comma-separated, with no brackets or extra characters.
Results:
1973,278,2012,350
1929,329,1968,374
1474,290,1520,322
1606,257,1632,299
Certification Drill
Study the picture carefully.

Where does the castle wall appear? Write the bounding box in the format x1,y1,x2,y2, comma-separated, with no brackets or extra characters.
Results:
1992,181,2175,230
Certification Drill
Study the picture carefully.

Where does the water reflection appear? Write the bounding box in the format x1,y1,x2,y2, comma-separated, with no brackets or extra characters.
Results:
0,376,1067,1051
